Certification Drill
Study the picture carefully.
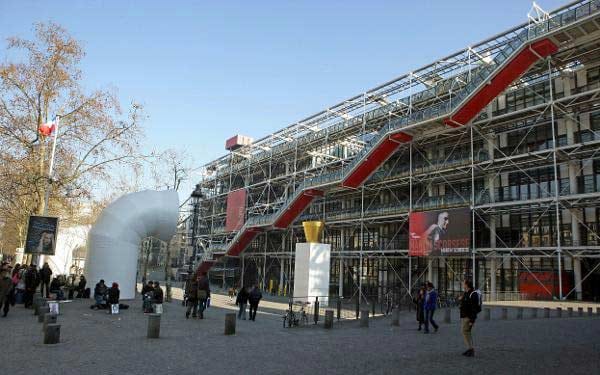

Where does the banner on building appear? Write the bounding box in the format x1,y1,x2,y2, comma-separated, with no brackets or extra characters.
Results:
24,215,59,255
409,207,470,256
518,271,572,300
225,189,247,231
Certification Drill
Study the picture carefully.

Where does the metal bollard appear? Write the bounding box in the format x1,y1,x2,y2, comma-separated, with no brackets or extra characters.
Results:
43,313,58,332
147,313,161,339
530,308,538,319
44,324,60,345
557,307,562,318
567,307,573,317
597,307,600,315
444,308,451,324
391,307,400,327
360,308,369,328
588,307,593,317
578,307,583,317
38,306,50,323
336,299,342,321
224,313,236,335
516,308,523,320
484,308,491,321
544,308,550,318
502,308,508,320
314,298,320,325
324,310,334,329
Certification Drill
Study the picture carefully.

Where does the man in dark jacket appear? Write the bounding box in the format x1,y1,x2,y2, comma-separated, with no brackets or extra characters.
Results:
236,286,249,320
248,285,262,321
153,281,164,304
185,277,199,318
459,279,480,357
423,282,439,333
197,273,210,319
39,263,52,298
0,266,13,317
24,264,40,308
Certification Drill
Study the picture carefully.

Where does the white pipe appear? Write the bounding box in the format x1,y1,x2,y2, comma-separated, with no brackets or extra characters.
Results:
85,190,179,299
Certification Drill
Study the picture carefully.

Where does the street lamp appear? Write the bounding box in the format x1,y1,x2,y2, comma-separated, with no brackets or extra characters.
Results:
189,184,204,270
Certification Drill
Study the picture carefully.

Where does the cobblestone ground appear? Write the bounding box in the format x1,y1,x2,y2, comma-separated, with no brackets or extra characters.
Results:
1,293,599,375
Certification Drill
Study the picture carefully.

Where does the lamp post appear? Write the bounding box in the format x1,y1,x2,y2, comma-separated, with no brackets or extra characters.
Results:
189,184,204,271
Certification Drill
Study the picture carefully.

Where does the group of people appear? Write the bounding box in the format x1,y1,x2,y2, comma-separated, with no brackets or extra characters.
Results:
413,279,481,357
91,279,122,311
184,272,211,319
141,280,164,313
234,285,262,321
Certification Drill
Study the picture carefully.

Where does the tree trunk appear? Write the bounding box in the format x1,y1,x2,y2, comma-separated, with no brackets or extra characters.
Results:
165,241,172,302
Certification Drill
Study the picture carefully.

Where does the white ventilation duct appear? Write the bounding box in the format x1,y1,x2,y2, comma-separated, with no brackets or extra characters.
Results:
85,190,179,299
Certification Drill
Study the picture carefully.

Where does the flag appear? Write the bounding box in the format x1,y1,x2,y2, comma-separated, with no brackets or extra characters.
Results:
39,120,56,137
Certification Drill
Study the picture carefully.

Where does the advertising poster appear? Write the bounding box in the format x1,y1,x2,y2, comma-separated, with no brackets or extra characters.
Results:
409,207,470,256
225,188,247,231
518,271,572,300
24,215,59,255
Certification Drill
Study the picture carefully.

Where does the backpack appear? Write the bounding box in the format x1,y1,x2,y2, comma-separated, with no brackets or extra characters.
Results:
470,289,482,313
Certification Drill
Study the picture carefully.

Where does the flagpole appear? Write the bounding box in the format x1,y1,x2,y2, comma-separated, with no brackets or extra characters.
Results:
35,115,60,266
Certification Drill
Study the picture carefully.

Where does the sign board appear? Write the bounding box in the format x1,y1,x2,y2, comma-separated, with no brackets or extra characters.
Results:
409,207,471,256
24,215,59,255
225,189,247,232
48,301,60,315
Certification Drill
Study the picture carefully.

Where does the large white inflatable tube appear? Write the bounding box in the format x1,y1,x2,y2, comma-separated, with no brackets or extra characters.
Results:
85,190,179,299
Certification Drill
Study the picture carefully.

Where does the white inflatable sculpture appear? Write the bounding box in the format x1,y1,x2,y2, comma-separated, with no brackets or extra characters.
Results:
85,190,179,299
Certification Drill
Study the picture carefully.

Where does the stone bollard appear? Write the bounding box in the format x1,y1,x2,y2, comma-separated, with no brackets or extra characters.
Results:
147,313,161,339
568,307,573,317
44,324,60,345
597,307,600,315
42,313,58,332
38,306,50,323
444,308,451,324
557,307,562,318
484,308,491,321
501,308,508,320
33,298,47,316
578,307,583,317
224,313,236,335
544,308,550,318
391,307,400,327
336,299,342,321
324,310,334,329
530,308,538,319
516,308,523,320
588,307,593,317
360,308,369,328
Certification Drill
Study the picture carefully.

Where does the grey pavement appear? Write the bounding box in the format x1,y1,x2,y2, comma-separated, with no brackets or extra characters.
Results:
1,295,599,375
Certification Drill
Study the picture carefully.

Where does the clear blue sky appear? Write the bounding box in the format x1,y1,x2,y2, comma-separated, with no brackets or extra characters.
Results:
0,0,567,196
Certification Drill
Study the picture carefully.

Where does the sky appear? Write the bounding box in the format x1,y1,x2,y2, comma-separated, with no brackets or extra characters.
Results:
0,0,568,198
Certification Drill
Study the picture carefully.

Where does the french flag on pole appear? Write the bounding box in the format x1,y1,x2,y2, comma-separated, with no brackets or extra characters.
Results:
39,118,57,137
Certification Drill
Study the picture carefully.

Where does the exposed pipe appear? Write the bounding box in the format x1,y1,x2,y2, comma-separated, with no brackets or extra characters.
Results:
85,190,179,299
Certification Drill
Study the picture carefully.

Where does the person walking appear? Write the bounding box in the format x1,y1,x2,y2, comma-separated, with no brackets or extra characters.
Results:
459,280,480,357
39,262,52,298
0,266,13,317
423,282,439,333
185,276,199,319
76,275,87,298
248,285,262,321
23,264,39,308
235,286,249,320
413,286,426,331
197,273,210,319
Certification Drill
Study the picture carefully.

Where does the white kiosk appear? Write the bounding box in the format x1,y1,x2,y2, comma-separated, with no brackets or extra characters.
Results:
293,221,331,306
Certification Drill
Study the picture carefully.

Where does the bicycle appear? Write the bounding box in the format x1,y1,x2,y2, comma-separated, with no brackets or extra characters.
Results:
282,301,309,327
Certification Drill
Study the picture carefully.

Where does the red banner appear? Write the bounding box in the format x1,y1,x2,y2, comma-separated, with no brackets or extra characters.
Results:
518,271,573,300
409,207,471,256
225,189,247,231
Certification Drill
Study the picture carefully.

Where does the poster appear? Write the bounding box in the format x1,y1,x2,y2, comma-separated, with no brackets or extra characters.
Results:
518,271,572,300
225,189,247,231
24,215,59,255
409,207,470,256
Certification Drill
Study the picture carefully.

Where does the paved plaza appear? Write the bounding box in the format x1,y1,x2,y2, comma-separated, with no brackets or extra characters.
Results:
1,292,599,375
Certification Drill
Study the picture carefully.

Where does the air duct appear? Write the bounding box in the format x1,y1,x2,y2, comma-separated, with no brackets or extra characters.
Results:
85,190,179,299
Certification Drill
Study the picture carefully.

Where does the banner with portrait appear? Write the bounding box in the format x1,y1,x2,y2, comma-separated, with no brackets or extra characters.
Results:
24,215,59,255
409,207,470,256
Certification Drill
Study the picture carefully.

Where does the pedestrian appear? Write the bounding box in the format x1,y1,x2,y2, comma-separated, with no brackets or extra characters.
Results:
49,277,64,300
153,281,164,304
413,286,426,331
107,282,120,305
236,286,249,320
185,277,199,318
197,272,210,319
0,266,13,317
248,285,262,321
76,275,87,298
23,264,39,308
39,262,52,298
459,279,480,357
91,279,108,309
423,281,439,333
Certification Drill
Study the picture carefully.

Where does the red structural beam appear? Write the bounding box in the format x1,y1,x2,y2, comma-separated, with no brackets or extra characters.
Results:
444,38,558,127
273,189,324,229
227,227,263,257
342,131,412,188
